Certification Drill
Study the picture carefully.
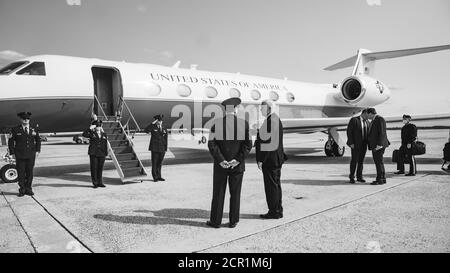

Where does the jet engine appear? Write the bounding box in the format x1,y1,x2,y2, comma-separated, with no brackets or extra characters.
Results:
340,75,390,107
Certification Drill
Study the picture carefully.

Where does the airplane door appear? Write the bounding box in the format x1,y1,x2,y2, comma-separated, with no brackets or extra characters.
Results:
91,66,123,117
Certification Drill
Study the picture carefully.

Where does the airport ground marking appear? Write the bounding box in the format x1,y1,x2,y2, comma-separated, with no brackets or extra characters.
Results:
196,174,429,253
1,191,38,253
31,196,94,253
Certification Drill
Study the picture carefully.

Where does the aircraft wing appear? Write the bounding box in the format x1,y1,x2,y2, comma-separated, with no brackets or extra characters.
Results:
281,113,450,134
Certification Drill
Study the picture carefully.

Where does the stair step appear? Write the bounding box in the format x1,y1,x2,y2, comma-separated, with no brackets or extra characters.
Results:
122,167,145,178
118,160,141,169
104,127,122,134
112,145,133,154
108,134,126,141
109,140,129,147
115,153,136,161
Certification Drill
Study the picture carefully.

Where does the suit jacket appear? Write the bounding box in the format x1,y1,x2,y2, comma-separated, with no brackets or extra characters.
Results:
368,115,390,150
82,129,108,157
255,114,287,169
401,123,417,145
208,114,252,174
346,116,369,148
8,125,41,159
145,123,168,152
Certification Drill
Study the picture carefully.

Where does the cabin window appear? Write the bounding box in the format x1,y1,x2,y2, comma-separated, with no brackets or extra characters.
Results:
145,82,162,96
177,84,192,97
251,90,261,100
0,61,29,75
229,88,241,98
205,86,218,98
269,91,279,101
16,62,46,76
286,92,295,102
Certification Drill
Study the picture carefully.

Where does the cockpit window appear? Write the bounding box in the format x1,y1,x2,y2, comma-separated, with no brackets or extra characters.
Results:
16,62,46,76
0,61,29,75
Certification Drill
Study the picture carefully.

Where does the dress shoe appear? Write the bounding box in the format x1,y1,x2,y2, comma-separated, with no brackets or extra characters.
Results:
228,222,238,228
357,178,366,183
379,180,387,184
206,221,220,228
349,178,356,184
405,173,416,177
394,171,405,175
98,184,106,188
260,213,282,219
158,178,166,181
18,192,25,197
26,191,34,196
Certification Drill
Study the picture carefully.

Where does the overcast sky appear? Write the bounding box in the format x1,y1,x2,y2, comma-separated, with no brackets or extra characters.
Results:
0,0,449,115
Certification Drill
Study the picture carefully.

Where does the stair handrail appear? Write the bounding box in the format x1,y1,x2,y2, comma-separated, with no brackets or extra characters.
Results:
94,95,108,121
119,97,141,132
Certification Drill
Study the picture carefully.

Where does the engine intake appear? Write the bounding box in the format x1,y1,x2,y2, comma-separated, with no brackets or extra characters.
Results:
339,75,390,107
342,78,363,101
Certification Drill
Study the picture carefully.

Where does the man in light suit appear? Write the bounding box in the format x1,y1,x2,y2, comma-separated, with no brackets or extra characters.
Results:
346,109,370,183
367,108,390,185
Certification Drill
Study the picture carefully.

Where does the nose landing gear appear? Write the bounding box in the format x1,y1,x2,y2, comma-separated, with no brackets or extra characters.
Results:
1,153,18,183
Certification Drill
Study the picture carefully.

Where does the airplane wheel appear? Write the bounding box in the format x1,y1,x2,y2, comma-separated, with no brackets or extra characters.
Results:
201,136,207,144
1,164,18,183
75,138,82,144
324,140,345,157
333,145,345,157
324,141,334,157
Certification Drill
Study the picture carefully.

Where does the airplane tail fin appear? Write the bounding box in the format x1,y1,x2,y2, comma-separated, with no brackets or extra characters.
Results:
324,44,450,76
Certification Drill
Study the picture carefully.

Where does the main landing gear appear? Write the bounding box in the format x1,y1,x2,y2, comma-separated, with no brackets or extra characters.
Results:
324,127,345,157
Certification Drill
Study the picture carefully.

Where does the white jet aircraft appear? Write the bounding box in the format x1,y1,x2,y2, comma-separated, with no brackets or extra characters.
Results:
0,45,449,182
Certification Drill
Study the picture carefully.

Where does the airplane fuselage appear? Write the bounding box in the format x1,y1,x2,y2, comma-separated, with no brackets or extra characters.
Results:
0,55,387,133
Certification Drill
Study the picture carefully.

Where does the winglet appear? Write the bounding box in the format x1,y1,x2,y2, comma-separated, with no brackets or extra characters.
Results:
172,60,181,68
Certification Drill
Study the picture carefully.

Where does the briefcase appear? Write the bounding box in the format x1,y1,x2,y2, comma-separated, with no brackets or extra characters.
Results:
392,149,399,163
392,149,412,164
411,141,426,155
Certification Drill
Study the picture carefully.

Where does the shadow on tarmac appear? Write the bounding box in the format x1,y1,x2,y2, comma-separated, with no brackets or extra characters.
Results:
94,208,260,228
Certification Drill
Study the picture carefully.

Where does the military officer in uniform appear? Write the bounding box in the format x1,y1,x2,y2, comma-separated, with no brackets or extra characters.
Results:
255,100,287,219
8,112,41,197
367,108,390,185
145,114,168,182
395,114,418,176
346,109,370,183
82,120,108,188
207,97,252,228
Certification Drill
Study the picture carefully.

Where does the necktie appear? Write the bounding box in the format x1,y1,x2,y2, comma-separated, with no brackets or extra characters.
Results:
25,127,29,135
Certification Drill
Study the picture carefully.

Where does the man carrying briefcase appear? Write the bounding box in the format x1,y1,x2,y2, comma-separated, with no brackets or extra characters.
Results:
395,115,418,176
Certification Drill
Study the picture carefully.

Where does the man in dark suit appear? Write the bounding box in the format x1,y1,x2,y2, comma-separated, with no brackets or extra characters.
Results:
367,108,390,185
395,114,418,176
346,109,370,183
255,100,287,219
8,112,41,197
82,120,108,188
207,97,252,228
145,115,168,182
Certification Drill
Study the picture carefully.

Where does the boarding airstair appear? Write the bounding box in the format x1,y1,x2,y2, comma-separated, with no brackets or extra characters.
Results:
95,96,147,183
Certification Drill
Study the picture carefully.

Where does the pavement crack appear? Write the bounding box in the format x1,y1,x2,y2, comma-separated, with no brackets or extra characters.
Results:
1,192,38,253
195,174,429,253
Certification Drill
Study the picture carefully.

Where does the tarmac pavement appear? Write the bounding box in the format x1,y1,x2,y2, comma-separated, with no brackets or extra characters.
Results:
0,129,449,253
